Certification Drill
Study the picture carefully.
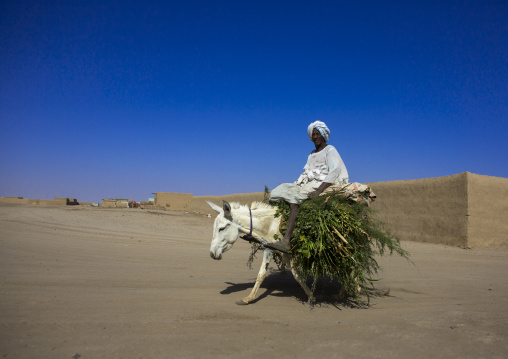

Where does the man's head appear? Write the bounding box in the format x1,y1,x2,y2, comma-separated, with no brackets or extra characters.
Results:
311,128,326,147
307,121,330,142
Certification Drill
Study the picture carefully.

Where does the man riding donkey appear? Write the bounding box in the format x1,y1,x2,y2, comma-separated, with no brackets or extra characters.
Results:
244,121,349,254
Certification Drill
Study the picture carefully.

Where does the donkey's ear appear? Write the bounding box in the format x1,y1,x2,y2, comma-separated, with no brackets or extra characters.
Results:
222,200,233,221
206,200,223,214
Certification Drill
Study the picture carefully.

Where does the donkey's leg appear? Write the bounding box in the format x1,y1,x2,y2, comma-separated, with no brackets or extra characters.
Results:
338,284,362,299
286,255,312,298
338,271,362,299
238,249,273,305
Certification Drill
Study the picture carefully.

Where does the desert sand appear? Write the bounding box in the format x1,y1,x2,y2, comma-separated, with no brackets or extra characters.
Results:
0,203,507,358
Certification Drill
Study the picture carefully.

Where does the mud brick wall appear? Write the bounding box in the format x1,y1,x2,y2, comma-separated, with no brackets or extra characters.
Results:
467,173,508,247
155,192,193,211
190,192,265,215
369,172,508,248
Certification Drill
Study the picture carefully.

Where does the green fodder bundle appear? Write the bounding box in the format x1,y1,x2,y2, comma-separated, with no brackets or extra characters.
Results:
272,191,410,303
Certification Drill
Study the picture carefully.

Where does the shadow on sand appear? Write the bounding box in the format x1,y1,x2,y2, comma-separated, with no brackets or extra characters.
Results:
220,269,392,308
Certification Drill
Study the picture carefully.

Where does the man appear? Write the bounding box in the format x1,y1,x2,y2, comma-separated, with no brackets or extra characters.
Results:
262,121,348,254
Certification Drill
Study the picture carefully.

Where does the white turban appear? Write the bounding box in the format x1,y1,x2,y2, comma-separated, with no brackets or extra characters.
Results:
307,121,330,142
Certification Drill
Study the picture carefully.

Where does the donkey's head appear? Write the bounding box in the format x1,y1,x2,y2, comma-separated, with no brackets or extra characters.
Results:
207,200,240,260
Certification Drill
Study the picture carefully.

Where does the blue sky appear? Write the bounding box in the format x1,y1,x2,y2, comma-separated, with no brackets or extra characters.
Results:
1,1,506,202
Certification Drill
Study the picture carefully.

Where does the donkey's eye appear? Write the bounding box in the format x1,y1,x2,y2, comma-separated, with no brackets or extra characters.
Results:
218,225,228,232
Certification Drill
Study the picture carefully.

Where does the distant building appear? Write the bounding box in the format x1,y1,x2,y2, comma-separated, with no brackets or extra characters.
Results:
102,199,130,208
154,192,193,211
0,197,79,205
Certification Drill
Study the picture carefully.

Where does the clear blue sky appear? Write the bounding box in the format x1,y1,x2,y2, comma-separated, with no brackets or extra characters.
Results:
1,1,506,202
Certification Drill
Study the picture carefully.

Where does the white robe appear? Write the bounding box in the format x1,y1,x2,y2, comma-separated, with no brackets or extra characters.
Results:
270,145,348,204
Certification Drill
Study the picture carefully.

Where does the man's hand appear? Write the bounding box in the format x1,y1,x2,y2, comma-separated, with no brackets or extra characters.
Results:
308,182,333,200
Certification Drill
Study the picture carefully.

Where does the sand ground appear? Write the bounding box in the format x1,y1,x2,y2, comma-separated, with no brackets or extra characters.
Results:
0,204,507,358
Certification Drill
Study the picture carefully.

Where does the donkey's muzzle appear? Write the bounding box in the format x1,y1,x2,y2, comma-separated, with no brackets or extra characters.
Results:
210,251,222,260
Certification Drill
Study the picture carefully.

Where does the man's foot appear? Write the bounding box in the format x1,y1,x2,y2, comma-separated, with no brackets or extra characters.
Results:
263,241,291,254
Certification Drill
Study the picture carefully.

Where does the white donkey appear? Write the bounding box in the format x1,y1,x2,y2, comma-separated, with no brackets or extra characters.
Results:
207,200,312,304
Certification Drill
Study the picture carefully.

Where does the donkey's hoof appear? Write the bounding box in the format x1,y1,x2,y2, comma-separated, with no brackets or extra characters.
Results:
332,293,346,301
236,299,250,306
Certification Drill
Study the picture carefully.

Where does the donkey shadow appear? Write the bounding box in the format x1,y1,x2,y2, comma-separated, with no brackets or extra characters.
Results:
220,269,389,307
221,270,306,304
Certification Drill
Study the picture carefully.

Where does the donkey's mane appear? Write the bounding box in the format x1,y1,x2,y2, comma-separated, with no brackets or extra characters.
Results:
251,201,275,210
229,201,276,214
